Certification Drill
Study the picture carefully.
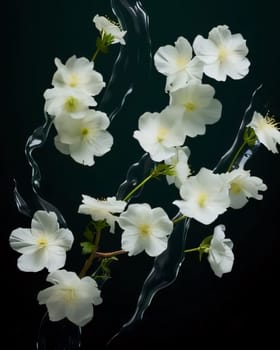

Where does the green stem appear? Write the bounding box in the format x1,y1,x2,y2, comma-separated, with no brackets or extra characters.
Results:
172,215,186,224
184,247,200,253
79,227,102,278
227,140,247,172
123,173,154,202
92,47,100,61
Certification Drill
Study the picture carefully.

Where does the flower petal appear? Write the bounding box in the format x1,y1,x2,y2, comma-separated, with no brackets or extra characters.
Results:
66,301,93,327
80,277,103,305
47,269,79,285
46,246,67,272
121,231,145,256
45,299,67,322
193,35,218,64
32,211,59,236
9,228,37,254
54,228,74,251
144,235,168,257
54,136,70,155
17,249,48,272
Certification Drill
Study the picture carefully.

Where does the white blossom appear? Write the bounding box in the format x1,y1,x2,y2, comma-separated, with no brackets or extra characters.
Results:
173,168,230,225
9,211,74,272
154,36,203,92
208,225,234,278
247,111,280,153
93,15,127,45
44,87,96,119
193,25,250,81
78,195,127,233
118,203,173,257
52,55,105,96
170,81,222,137
54,110,113,166
37,270,102,327
223,168,267,209
133,106,186,162
164,146,191,188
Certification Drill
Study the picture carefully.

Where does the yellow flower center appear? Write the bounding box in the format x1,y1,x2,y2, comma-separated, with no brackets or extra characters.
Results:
68,73,79,87
139,224,151,236
81,127,89,137
184,102,196,112
61,287,77,303
176,56,188,70
218,47,229,62
157,127,169,142
64,96,79,113
105,15,121,28
197,192,208,208
230,182,242,194
37,237,48,248
259,115,279,131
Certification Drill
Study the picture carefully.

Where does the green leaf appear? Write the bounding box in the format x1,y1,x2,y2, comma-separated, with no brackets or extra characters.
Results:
151,163,175,178
94,275,112,284
200,234,213,247
101,257,118,275
80,242,95,255
96,34,114,54
198,234,213,261
93,219,108,232
92,256,118,281
243,127,257,146
83,226,94,242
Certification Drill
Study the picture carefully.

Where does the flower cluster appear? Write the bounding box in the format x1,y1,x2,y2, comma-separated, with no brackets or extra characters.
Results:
43,14,127,166
10,12,280,333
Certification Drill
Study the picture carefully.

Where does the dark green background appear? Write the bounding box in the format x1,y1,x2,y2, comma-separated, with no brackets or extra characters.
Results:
2,0,280,348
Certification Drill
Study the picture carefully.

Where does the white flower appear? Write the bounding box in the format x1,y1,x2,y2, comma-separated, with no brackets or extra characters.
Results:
173,168,230,225
52,55,105,96
223,168,267,209
37,270,102,327
154,36,204,92
133,106,186,162
164,146,191,188
118,203,173,257
9,211,74,272
208,225,234,278
170,81,222,137
44,87,96,119
193,25,250,81
54,110,113,166
78,195,127,233
247,111,280,153
93,15,127,45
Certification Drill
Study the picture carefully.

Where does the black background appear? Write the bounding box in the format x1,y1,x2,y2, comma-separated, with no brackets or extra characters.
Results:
3,0,280,348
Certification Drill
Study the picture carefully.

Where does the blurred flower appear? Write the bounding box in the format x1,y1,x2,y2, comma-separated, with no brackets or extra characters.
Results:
164,146,191,188
223,168,267,209
169,81,222,137
93,14,127,45
37,270,102,327
154,36,203,92
193,25,250,81
52,55,105,95
118,203,173,256
133,106,186,161
173,168,230,224
9,211,74,272
78,196,127,233
208,225,234,277
54,110,113,166
247,111,280,153
44,87,96,118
